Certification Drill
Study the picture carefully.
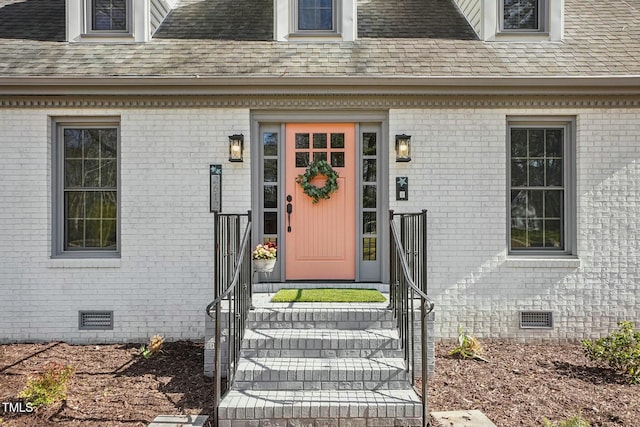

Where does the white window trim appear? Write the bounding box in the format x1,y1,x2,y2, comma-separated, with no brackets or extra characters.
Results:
52,117,121,259
274,0,355,41
506,117,576,257
480,0,562,41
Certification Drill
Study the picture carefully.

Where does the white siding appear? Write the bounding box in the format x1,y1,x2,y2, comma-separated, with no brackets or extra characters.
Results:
452,0,482,36
150,0,172,36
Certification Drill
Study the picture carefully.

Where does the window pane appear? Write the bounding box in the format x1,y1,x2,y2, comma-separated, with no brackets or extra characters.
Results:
331,152,344,167
313,133,327,149
331,133,344,148
511,190,527,220
264,185,277,208
503,0,539,30
66,192,85,220
64,130,83,158
546,129,563,157
528,190,543,218
363,237,376,261
264,212,277,234
298,0,333,30
102,220,117,248
66,219,84,249
85,130,101,158
100,129,118,158
93,0,127,31
363,185,376,208
528,129,544,156
313,152,327,162
511,159,527,187
103,191,117,219
544,190,562,218
101,159,117,188
296,152,309,167
264,132,278,156
544,220,562,248
363,212,376,234
65,160,83,188
362,133,377,155
528,159,544,186
84,159,100,187
511,129,527,157
295,133,309,149
264,159,278,182
546,159,563,186
363,159,376,182
527,219,544,247
85,192,102,219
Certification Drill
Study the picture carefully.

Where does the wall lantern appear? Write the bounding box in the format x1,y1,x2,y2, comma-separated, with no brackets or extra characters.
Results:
395,134,411,162
228,134,244,162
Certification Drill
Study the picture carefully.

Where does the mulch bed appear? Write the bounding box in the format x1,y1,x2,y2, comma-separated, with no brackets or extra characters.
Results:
0,340,638,427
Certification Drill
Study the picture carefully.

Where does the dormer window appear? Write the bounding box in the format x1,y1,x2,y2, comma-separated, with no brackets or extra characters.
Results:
275,0,354,41
89,0,130,33
500,0,545,32
296,0,335,32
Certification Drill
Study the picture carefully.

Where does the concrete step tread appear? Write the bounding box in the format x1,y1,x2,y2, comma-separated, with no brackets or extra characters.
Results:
237,357,407,371
218,389,422,420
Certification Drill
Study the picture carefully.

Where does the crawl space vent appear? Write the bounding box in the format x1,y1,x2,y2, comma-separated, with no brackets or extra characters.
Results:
519,311,553,329
79,311,113,330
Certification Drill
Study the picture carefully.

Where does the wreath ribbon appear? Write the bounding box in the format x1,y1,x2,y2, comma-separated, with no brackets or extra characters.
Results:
295,160,339,204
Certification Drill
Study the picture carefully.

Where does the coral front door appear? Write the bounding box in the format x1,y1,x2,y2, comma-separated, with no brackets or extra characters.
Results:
285,123,356,280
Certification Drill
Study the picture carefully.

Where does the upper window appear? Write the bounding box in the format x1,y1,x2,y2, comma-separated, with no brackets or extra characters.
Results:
89,0,130,33
295,0,336,32
508,119,574,255
501,0,545,32
54,121,119,257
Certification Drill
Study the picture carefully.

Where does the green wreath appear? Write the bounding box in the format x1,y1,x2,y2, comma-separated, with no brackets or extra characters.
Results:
295,160,339,204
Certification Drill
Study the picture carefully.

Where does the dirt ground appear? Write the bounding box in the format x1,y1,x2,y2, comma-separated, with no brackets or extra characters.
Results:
0,340,638,427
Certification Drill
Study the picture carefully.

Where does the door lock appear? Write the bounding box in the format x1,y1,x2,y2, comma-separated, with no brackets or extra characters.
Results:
286,195,293,233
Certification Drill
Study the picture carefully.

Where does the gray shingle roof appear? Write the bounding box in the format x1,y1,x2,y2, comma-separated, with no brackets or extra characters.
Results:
0,0,639,79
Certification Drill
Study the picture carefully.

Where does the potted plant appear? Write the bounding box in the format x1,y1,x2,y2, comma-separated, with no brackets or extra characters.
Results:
252,242,277,273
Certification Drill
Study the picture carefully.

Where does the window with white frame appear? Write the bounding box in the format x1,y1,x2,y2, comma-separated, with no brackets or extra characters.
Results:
508,119,574,254
54,120,119,256
501,0,545,32
294,0,336,32
89,0,130,32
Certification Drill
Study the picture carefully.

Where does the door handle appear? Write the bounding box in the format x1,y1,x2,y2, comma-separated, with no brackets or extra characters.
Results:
286,195,293,233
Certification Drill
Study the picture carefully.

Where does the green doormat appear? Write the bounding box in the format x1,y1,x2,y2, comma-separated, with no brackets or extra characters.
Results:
271,288,386,303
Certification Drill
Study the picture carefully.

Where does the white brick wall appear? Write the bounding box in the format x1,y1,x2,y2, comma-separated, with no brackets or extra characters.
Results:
1,103,638,343
390,108,640,339
0,107,251,343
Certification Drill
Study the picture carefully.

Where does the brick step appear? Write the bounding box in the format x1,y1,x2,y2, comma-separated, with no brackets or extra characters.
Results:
247,306,394,330
217,389,422,427
233,357,411,391
240,329,403,359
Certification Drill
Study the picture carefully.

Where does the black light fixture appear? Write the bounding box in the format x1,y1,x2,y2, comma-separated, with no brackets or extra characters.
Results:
228,134,244,162
395,134,411,162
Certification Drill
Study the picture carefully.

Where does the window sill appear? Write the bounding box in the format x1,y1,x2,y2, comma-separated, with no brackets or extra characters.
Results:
48,257,121,269
505,256,580,269
287,32,343,42
77,33,135,43
492,31,552,42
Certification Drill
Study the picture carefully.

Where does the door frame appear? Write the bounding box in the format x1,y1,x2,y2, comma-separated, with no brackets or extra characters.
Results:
251,110,389,283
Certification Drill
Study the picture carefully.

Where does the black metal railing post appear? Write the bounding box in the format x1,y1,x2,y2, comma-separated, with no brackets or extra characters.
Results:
389,210,434,427
207,211,252,427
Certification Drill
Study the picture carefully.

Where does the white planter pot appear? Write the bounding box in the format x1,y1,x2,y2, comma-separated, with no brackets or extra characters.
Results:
253,258,276,273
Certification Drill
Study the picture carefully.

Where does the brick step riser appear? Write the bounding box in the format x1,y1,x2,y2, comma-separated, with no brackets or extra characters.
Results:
246,320,395,330
220,417,421,427
233,379,412,391
218,405,422,421
240,348,405,359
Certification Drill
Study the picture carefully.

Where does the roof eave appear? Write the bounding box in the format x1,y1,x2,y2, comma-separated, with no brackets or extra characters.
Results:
1,75,640,95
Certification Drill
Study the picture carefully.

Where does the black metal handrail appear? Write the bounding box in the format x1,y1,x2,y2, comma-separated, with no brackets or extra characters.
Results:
206,211,252,426
389,209,435,427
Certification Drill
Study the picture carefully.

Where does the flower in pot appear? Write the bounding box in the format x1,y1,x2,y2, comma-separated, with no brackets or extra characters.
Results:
253,242,277,272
